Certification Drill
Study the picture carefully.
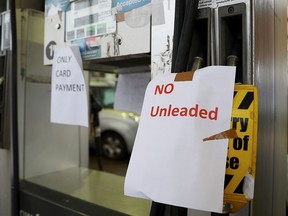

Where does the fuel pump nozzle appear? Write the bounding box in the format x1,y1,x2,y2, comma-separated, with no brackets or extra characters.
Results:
188,46,206,71
191,56,204,71
226,38,241,67
0,76,3,86
226,37,242,83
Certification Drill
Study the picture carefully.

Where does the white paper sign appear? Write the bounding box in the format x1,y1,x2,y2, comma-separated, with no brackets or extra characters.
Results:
114,72,150,114
124,66,236,213
51,46,88,127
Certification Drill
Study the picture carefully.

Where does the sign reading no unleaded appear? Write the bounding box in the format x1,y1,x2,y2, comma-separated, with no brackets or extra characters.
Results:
125,66,236,213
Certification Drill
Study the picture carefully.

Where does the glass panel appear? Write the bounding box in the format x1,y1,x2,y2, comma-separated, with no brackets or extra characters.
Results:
18,9,151,216
89,70,150,176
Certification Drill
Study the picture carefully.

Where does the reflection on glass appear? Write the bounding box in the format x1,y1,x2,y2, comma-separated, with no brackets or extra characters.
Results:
89,72,129,176
89,70,150,176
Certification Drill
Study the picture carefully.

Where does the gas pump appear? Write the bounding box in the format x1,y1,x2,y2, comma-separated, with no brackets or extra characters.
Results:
150,0,285,216
3,0,284,216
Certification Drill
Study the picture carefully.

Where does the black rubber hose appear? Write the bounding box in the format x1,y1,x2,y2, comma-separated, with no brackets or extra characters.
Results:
211,213,230,216
171,0,186,73
150,202,166,216
173,0,200,73
9,0,20,215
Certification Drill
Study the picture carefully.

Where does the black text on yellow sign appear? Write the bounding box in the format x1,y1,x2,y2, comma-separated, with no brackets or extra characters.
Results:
224,85,258,213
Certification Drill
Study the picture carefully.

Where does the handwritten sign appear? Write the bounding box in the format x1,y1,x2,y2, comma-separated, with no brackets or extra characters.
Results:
224,85,258,213
125,66,236,213
51,46,88,127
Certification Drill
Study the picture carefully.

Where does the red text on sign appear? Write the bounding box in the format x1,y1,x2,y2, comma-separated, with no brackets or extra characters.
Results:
150,104,218,120
154,83,174,95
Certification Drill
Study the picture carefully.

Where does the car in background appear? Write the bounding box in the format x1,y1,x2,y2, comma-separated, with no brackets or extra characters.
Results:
98,109,140,160
89,76,140,160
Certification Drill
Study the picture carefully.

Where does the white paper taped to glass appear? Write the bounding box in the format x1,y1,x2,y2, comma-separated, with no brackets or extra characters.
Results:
51,46,88,127
124,66,236,213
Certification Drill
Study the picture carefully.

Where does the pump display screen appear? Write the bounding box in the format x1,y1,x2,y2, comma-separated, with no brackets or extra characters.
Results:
66,0,116,41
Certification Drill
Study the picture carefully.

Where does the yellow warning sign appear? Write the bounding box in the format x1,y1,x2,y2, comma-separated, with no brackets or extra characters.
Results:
224,84,258,213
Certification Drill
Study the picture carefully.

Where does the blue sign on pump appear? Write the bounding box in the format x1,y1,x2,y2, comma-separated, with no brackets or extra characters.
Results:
112,0,151,12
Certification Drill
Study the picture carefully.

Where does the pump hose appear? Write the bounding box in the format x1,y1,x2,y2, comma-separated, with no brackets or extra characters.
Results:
173,0,200,73
171,0,185,73
9,0,20,215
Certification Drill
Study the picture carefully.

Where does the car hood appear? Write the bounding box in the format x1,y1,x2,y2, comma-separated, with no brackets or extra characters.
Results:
100,109,140,123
